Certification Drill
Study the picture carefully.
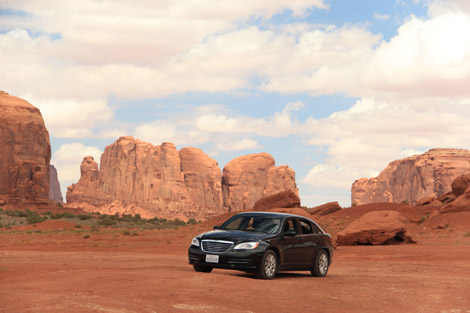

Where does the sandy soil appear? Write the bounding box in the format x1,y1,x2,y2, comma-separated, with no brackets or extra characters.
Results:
1,210,470,313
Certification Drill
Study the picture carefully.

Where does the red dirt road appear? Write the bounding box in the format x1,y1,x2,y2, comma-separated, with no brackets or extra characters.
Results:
1,237,469,313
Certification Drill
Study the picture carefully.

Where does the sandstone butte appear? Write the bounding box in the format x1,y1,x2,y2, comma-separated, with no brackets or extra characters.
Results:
0,91,51,205
223,153,299,212
351,149,470,206
67,136,298,220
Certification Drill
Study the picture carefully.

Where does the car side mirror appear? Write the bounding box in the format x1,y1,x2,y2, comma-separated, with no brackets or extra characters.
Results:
284,229,296,237
213,225,220,230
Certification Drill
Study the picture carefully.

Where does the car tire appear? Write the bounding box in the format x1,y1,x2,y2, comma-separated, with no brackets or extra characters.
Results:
193,265,213,273
257,250,278,280
311,250,329,277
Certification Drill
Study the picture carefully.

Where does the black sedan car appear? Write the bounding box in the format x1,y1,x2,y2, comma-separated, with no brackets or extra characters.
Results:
188,211,333,279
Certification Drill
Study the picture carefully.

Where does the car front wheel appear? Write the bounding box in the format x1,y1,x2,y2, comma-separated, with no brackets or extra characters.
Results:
193,265,213,273
311,250,329,277
257,250,278,280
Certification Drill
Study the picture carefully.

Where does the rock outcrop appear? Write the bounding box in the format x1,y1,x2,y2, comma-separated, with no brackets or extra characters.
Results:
351,149,470,206
310,201,342,216
67,138,298,220
0,91,51,205
252,190,300,211
222,153,298,212
336,211,415,245
49,165,63,202
67,136,224,220
440,172,470,213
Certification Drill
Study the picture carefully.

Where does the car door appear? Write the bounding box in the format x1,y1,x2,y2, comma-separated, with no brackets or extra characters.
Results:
296,219,317,269
278,218,302,269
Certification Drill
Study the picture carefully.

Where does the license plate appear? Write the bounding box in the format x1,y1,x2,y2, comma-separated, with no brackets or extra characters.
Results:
205,254,219,263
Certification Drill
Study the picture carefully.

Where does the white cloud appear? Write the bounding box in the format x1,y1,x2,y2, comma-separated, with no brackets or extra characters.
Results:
216,138,262,151
364,11,470,98
21,95,113,138
373,13,391,20
133,120,209,146
51,143,102,182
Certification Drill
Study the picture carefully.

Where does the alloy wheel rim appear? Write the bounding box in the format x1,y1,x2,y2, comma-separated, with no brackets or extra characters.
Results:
265,254,276,277
319,253,328,275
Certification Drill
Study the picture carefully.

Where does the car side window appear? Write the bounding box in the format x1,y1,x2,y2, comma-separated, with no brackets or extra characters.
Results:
283,219,297,234
312,222,323,234
299,220,313,235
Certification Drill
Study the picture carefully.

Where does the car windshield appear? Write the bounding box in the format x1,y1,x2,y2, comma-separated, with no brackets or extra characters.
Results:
219,215,282,234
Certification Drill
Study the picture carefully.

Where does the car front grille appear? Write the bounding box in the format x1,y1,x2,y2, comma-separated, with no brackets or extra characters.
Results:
201,240,233,254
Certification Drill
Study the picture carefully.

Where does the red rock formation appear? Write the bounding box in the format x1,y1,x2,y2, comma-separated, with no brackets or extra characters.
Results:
49,165,63,202
252,190,300,211
310,201,342,216
67,137,224,220
268,207,312,219
336,211,415,245
440,172,470,214
0,91,51,205
222,153,298,212
450,172,470,197
351,149,470,206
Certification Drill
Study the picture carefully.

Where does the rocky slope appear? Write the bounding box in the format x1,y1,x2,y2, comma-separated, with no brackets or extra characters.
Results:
0,91,51,205
67,137,297,220
351,149,470,206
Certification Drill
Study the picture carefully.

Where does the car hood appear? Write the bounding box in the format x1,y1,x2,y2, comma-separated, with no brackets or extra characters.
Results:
200,230,272,243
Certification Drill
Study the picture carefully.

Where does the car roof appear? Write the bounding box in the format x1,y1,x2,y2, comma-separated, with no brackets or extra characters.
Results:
234,211,313,221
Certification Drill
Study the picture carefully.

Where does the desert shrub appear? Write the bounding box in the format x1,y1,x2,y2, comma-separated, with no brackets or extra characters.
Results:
78,214,92,220
57,202,63,207
172,218,186,226
0,223,3,228
25,210,47,224
97,217,117,226
464,232,470,237
187,218,197,225
91,225,100,233
82,234,90,239
123,229,131,236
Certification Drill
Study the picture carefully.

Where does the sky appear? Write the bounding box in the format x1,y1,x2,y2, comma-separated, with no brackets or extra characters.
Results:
1,0,470,208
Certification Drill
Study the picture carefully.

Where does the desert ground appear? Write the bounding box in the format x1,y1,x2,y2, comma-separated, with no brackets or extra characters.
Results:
1,206,469,313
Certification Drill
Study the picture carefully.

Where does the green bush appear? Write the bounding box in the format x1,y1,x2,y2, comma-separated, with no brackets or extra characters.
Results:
97,217,117,226
25,210,46,225
187,218,197,225
78,214,93,220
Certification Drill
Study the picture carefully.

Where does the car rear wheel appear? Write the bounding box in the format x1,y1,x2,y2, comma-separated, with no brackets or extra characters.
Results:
193,265,213,273
257,250,278,280
311,250,329,277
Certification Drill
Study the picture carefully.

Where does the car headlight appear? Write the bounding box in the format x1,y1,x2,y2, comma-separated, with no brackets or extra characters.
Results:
234,242,259,250
191,237,200,247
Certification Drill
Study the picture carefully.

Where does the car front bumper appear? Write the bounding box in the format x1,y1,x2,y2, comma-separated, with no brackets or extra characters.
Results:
188,246,265,271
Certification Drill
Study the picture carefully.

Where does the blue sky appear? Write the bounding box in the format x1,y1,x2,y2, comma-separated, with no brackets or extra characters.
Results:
2,0,470,207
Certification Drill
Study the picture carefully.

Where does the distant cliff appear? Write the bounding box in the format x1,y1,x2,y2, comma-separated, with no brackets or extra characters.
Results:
351,149,470,206
67,136,298,220
49,165,63,203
